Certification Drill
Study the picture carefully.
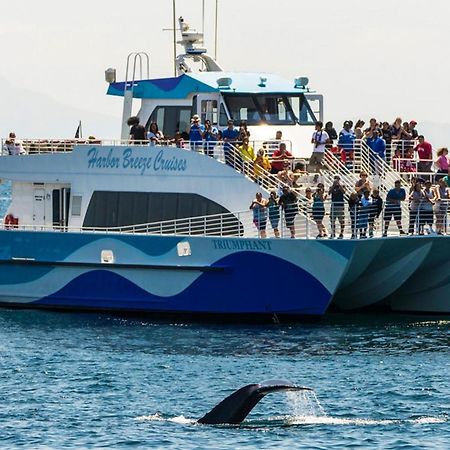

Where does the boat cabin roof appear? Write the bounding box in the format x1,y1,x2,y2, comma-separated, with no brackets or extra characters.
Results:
107,72,310,99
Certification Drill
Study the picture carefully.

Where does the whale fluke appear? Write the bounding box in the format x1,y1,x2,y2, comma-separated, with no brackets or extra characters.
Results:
197,380,313,425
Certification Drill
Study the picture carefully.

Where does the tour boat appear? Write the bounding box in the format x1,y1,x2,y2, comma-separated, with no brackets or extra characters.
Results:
0,17,449,318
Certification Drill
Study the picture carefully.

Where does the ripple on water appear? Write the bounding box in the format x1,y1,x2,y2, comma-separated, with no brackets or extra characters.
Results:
0,311,449,448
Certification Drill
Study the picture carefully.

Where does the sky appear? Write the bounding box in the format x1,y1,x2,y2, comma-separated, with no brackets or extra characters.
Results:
1,0,450,144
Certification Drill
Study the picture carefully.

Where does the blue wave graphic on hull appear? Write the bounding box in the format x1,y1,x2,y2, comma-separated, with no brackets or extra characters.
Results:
35,252,331,315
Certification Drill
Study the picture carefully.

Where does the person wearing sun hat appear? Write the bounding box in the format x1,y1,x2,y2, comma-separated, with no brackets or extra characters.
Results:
189,114,204,151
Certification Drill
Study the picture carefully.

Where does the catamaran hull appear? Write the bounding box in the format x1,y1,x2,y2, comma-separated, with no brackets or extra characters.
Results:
0,231,349,320
332,235,450,314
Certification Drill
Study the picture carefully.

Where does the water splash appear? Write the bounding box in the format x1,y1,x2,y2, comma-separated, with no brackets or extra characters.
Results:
285,389,326,418
135,413,194,425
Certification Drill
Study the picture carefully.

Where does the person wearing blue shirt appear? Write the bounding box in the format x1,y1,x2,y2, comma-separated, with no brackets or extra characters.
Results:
338,121,355,167
222,119,239,166
203,119,218,158
383,180,407,236
189,115,205,151
367,130,386,175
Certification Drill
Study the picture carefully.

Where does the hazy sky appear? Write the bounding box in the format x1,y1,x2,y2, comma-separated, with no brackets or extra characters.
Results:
1,0,450,141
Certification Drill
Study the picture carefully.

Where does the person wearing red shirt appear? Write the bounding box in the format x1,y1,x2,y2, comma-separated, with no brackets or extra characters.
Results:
414,135,433,175
270,143,293,174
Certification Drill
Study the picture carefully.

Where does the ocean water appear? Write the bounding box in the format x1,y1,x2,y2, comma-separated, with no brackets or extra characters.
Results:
0,311,448,449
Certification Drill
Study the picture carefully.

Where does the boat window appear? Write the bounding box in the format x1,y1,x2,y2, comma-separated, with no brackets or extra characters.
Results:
200,99,218,125
52,188,71,228
290,94,318,125
71,196,82,216
254,96,296,124
223,94,298,125
223,95,261,125
83,192,243,236
147,106,192,139
219,103,229,127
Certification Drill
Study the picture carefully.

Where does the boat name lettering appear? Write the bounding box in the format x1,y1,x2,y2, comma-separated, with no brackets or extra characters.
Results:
87,148,187,175
87,148,120,169
212,239,272,251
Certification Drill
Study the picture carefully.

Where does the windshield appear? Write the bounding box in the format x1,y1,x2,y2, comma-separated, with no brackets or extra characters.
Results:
223,94,317,125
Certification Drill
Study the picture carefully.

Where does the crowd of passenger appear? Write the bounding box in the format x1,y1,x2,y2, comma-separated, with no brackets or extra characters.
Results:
249,172,450,239
127,114,450,181
319,117,450,177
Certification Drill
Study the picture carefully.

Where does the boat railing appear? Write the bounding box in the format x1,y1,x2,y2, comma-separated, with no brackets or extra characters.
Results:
0,137,294,157
3,200,449,238
0,138,156,155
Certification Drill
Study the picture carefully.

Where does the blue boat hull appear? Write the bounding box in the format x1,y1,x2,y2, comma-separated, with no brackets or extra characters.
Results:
0,231,350,319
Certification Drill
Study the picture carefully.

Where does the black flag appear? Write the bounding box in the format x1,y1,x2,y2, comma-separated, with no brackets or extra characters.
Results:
75,120,82,139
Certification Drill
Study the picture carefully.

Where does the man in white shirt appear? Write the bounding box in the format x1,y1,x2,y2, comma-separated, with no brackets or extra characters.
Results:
309,121,329,172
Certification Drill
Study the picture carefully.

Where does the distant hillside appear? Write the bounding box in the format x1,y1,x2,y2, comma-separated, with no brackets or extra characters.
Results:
0,77,119,139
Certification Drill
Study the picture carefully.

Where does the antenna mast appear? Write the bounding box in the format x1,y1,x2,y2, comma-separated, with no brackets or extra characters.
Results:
172,0,177,76
214,0,219,60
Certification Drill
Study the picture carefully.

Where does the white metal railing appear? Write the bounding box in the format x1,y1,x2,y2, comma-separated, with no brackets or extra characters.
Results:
320,150,359,197
0,138,158,155
2,200,449,238
0,137,293,156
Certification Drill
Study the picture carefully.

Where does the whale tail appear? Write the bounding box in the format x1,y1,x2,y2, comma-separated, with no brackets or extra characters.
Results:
197,380,313,425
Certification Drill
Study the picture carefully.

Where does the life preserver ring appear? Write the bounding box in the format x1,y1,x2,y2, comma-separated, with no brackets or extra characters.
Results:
4,214,18,229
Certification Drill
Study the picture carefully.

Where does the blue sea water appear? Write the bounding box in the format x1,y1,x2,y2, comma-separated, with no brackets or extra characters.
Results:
0,311,448,449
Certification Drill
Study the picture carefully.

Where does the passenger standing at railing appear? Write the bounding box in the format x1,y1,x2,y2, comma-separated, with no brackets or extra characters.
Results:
409,120,419,140
270,143,293,174
369,189,383,238
329,175,345,239
359,190,373,238
278,186,298,238
222,119,239,166
250,192,268,238
390,117,404,142
381,122,393,146
414,135,433,177
267,191,280,238
348,192,359,239
276,161,295,192
383,180,407,237
434,178,450,234
435,148,449,182
338,121,355,167
354,120,365,140
147,122,164,146
203,119,218,158
128,116,147,143
238,121,250,142
408,180,425,235
354,171,373,197
324,121,337,149
312,183,327,239
189,115,205,153
421,181,436,234
254,149,271,185
309,121,329,173
173,130,185,148
238,138,255,177
366,130,386,175
2,132,26,155
364,118,381,139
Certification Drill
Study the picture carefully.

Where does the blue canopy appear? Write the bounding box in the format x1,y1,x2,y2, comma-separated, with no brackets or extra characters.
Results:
107,72,310,99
